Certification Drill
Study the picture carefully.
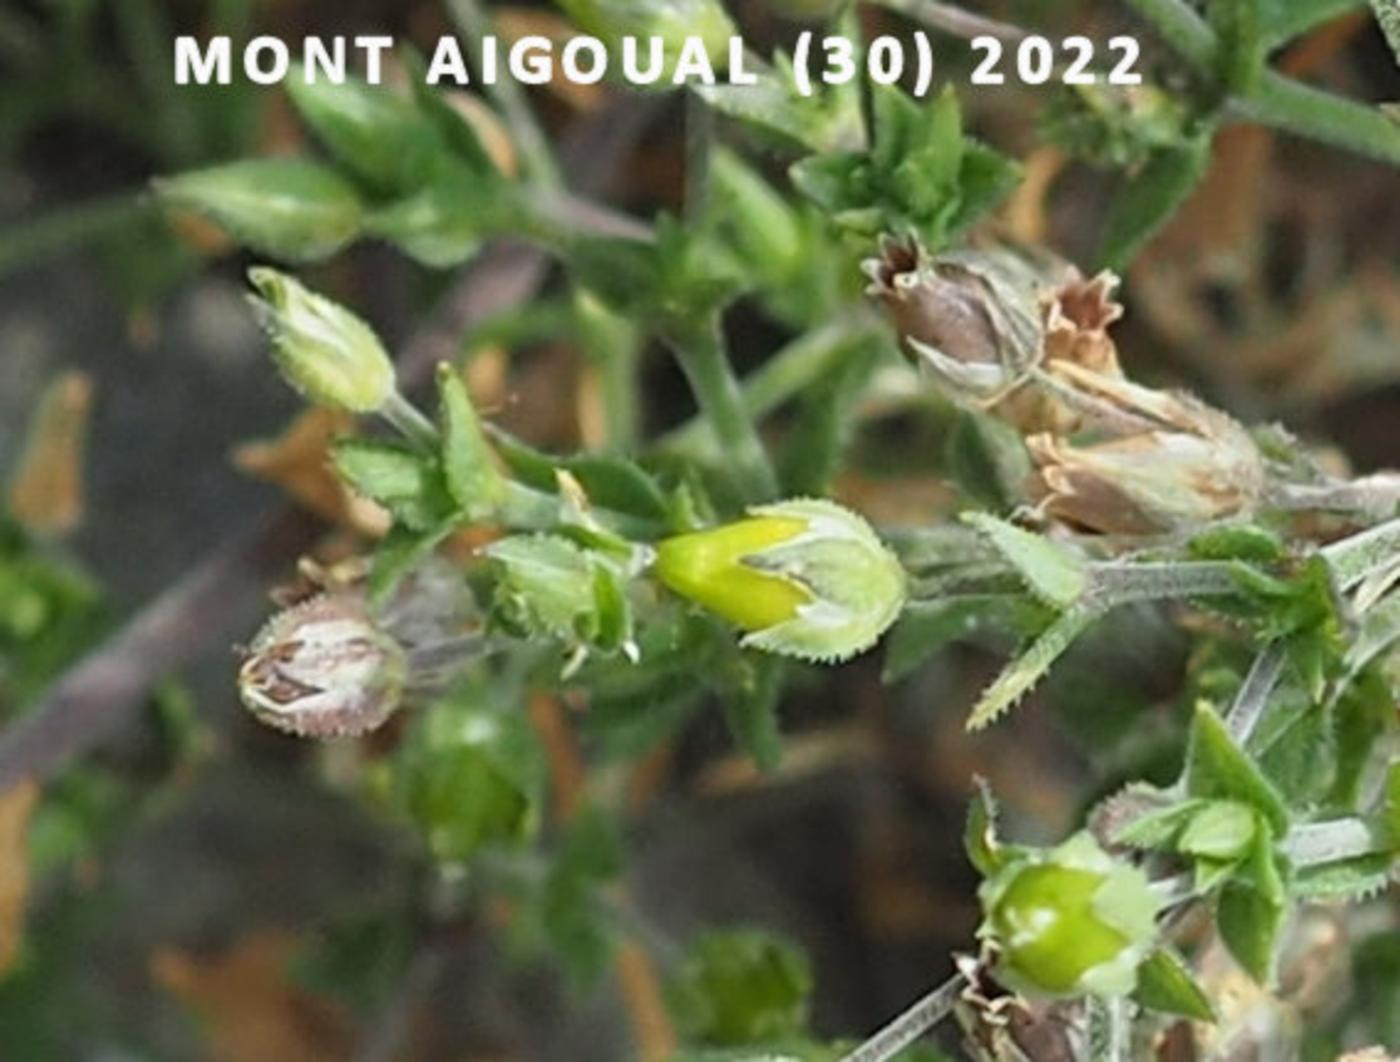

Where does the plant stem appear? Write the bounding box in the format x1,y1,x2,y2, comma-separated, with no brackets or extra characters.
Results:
838,973,967,1062
870,0,1028,42
1284,817,1382,867
1232,71,1400,167
685,91,715,224
379,391,441,452
1226,640,1287,745
445,0,562,189
1088,560,1243,606
662,317,879,455
665,318,780,504
0,192,154,278
1122,0,1400,166
1322,515,1400,589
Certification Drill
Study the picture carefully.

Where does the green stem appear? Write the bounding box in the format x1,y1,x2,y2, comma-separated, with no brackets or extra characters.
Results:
1087,560,1244,607
380,391,441,452
1232,71,1400,166
662,317,879,455
665,317,779,504
1225,640,1287,745
1123,0,1400,166
685,91,715,225
445,0,562,189
838,972,967,1062
1322,515,1400,589
0,192,153,278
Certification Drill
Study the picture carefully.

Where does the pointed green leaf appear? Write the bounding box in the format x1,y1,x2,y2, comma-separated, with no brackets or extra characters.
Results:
1134,948,1216,1022
1185,702,1289,834
962,513,1086,609
964,777,1004,876
966,606,1100,731
436,363,506,519
1097,138,1213,271
1216,880,1284,985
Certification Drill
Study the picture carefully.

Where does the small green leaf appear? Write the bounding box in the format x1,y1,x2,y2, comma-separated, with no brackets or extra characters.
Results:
156,159,363,262
1293,851,1394,900
1179,801,1258,860
666,929,813,1047
332,438,455,532
1097,138,1213,271
966,606,1101,731
365,173,514,267
1185,702,1290,835
1216,879,1284,985
1133,948,1216,1021
368,523,454,603
962,514,1086,609
285,66,442,194
436,363,506,519
1188,524,1286,564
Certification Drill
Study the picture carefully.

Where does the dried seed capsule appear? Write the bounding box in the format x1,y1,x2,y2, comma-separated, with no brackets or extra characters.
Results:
864,236,1045,406
238,594,407,738
1027,366,1265,535
653,499,906,663
978,832,1160,998
247,267,396,414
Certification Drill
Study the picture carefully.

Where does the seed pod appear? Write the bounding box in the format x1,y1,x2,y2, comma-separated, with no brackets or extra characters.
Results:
238,594,407,738
247,267,396,414
978,832,1160,998
864,236,1045,406
1027,365,1265,535
653,498,906,663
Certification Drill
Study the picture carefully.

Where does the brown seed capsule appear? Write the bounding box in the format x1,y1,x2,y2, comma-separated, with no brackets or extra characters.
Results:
238,594,407,738
864,236,1045,406
1027,381,1265,535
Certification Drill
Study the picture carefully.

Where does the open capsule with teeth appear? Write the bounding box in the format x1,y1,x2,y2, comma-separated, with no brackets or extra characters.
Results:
239,594,407,738
239,560,487,738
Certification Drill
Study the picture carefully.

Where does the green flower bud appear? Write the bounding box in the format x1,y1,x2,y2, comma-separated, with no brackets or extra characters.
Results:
238,594,407,738
653,499,906,663
247,267,396,413
977,832,1161,998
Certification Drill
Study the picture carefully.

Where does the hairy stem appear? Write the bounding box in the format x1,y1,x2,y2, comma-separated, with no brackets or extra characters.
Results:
839,973,968,1062
1226,640,1287,745
665,318,780,504
1323,515,1400,589
1123,0,1400,165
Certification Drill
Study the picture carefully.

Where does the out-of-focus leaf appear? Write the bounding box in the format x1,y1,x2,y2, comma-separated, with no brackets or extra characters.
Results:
7,373,93,536
667,929,813,1047
0,781,38,978
284,67,442,194
156,159,364,262
1097,138,1213,271
883,593,1045,683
